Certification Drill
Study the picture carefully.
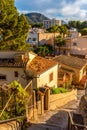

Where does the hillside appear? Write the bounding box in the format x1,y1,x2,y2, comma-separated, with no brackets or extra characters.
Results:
25,12,50,24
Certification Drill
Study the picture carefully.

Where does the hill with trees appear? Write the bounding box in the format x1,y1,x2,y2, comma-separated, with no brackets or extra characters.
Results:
25,12,50,24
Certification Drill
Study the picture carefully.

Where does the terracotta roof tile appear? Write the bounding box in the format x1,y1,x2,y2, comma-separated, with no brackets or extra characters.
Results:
28,56,58,74
54,55,87,69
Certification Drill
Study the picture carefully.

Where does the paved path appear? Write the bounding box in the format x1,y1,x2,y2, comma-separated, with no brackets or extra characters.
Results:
27,90,85,130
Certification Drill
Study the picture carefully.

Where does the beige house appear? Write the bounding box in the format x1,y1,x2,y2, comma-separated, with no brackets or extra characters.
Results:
60,28,81,56
26,52,58,88
27,31,59,47
71,36,87,58
54,55,87,86
0,51,58,88
0,51,27,87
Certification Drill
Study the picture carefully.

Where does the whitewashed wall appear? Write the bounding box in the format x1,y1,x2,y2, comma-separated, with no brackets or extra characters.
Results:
36,64,58,88
0,67,27,87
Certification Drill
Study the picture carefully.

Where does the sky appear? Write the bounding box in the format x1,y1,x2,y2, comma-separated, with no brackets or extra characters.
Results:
15,0,87,21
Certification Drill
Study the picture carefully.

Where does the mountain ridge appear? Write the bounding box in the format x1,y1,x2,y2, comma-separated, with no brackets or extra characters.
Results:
25,12,50,24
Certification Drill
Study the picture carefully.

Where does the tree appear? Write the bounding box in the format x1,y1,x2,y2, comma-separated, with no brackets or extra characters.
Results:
35,44,53,57
0,80,29,120
76,21,82,30
47,25,68,37
81,28,87,35
54,35,66,54
68,21,77,28
47,25,60,33
81,21,87,29
31,23,43,28
0,0,30,50
59,25,68,36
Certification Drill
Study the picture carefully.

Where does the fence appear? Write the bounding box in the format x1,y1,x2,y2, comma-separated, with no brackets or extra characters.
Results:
0,89,77,129
0,116,25,130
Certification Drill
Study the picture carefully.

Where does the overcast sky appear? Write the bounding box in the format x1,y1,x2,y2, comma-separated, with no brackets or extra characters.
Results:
15,0,87,21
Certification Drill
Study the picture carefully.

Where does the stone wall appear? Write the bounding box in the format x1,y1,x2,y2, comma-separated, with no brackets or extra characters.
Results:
0,121,20,130
50,89,77,110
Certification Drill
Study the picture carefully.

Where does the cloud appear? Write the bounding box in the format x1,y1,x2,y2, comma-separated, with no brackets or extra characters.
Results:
45,8,58,15
60,0,87,20
36,0,52,4
15,0,87,20
18,10,30,14
61,5,80,16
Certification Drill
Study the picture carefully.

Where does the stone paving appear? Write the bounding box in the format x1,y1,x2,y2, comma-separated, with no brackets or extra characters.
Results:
27,90,85,130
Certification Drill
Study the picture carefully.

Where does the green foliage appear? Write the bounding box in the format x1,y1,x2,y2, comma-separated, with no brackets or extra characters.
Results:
10,80,29,102
55,35,65,46
0,0,30,50
59,25,68,34
81,28,87,35
0,81,29,120
47,25,68,35
47,25,60,33
16,101,26,116
0,111,10,120
31,23,43,28
25,12,49,24
68,21,77,28
50,87,68,94
54,35,66,54
34,44,53,57
68,20,87,31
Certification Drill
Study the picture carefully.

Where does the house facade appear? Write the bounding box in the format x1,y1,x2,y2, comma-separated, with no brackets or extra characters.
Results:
27,31,59,47
43,19,62,29
54,55,87,86
58,28,81,56
71,36,87,58
26,52,58,88
0,51,58,88
0,51,27,87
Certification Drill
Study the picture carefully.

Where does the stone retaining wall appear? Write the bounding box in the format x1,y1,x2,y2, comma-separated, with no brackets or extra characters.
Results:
0,121,20,130
50,89,77,110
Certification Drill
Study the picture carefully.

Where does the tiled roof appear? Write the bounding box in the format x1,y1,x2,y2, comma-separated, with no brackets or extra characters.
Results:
27,56,58,74
59,67,74,74
0,59,26,68
54,55,87,69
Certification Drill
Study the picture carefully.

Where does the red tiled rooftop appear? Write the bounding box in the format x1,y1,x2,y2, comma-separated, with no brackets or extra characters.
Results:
28,56,58,74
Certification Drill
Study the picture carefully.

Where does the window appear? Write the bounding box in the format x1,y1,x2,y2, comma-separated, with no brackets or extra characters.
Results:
14,71,18,77
73,42,77,46
49,72,53,82
33,38,36,41
0,75,6,80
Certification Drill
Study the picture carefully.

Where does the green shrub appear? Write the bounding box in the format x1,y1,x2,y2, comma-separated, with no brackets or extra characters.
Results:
50,87,68,94
0,111,10,120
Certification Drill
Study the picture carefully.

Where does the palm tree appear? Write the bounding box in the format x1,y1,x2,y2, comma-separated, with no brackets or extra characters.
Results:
54,35,66,54
59,25,68,37
35,44,53,57
47,25,60,33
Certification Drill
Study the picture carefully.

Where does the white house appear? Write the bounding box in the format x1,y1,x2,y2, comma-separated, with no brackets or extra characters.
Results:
26,52,58,88
0,51,58,89
27,31,59,47
0,51,27,87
